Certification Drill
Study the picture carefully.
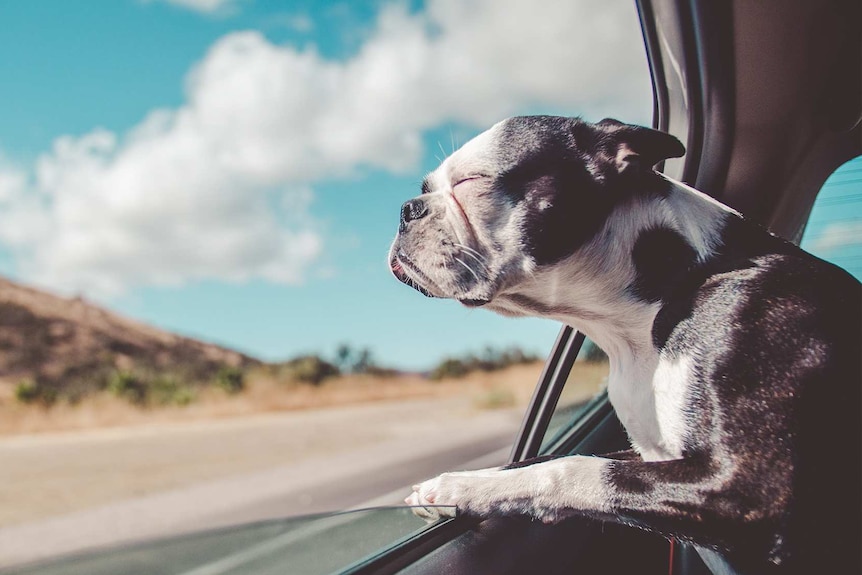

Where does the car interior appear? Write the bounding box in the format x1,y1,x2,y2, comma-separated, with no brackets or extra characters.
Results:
348,0,861,573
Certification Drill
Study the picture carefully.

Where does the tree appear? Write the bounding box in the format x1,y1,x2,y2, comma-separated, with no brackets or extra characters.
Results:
333,343,377,374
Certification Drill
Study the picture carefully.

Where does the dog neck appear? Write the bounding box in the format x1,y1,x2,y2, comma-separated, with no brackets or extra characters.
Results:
492,174,737,365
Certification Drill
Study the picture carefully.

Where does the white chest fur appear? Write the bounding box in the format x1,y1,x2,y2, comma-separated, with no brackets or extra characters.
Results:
608,352,693,462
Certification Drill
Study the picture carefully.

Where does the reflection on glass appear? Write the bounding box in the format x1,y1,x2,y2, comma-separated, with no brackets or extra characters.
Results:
7,507,445,575
540,338,609,454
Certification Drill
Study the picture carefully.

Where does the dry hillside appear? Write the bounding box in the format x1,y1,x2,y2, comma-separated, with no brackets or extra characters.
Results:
0,276,258,402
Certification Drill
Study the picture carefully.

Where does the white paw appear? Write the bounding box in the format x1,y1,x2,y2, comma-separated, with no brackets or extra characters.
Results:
404,468,501,521
404,474,461,521
404,479,456,522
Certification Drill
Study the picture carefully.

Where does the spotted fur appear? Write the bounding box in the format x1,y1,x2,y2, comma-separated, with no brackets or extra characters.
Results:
391,116,861,574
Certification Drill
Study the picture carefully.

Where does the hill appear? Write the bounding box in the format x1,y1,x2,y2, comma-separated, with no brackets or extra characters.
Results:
0,276,258,404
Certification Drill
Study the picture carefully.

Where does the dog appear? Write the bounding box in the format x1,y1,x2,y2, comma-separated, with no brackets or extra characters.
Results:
389,116,861,574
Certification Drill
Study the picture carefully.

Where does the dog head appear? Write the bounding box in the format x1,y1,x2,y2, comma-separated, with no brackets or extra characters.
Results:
388,116,685,314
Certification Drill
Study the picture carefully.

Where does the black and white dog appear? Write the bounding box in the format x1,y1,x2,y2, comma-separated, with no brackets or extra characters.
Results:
389,116,861,574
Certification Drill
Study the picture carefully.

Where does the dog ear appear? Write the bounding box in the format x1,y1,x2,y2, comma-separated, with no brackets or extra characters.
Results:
595,118,685,175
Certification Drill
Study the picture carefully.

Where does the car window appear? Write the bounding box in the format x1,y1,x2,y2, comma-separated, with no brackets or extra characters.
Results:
539,337,609,455
0,2,654,573
800,155,862,281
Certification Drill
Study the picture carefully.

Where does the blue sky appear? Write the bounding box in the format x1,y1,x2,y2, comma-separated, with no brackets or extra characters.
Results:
0,0,858,370
800,156,862,277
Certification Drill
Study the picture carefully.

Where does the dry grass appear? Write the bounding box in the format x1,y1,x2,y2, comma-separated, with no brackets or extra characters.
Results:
0,277,256,398
0,362,549,436
555,360,609,408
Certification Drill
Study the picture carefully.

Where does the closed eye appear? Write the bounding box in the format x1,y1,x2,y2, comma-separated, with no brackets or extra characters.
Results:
452,175,488,188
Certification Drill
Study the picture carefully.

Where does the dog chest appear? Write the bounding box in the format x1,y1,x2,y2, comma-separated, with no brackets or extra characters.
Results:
608,353,692,462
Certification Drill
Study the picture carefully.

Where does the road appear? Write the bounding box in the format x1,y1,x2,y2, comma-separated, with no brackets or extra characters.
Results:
0,396,524,568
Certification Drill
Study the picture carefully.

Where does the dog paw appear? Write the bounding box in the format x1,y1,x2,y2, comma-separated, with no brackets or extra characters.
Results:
404,479,457,522
404,474,462,522
404,468,502,521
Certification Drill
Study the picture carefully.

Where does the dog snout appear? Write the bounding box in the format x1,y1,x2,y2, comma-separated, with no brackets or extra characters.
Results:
399,198,428,232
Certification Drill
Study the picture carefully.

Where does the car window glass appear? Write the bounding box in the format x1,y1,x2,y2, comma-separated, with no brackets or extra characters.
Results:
800,155,862,281
6,507,441,575
539,338,609,455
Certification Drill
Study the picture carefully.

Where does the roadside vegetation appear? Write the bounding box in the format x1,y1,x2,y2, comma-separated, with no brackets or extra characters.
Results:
0,343,568,435
428,345,541,380
10,343,543,408
0,276,608,435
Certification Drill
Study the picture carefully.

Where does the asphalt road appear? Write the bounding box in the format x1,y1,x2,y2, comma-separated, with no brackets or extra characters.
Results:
206,433,512,527
0,397,523,568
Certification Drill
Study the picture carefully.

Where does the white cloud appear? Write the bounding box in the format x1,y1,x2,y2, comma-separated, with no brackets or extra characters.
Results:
0,0,651,297
808,221,862,254
0,130,322,296
143,0,238,16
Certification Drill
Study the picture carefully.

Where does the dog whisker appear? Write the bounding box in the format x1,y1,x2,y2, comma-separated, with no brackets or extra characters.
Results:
453,243,490,270
456,247,490,272
459,249,489,269
453,242,482,255
454,257,481,283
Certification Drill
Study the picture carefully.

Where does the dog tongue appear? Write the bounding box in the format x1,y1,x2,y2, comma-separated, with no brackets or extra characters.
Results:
390,257,407,280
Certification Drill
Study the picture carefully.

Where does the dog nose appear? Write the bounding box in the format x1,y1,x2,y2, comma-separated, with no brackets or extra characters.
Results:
399,198,428,232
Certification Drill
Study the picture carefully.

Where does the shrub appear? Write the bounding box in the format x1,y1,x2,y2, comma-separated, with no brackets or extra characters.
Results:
15,378,40,404
429,358,472,380
362,365,398,378
280,355,340,385
216,366,244,394
107,370,147,405
169,386,196,406
107,370,197,407
14,378,58,405
149,375,194,406
429,345,540,380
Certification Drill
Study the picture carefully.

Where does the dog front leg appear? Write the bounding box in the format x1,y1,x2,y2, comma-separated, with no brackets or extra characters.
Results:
407,454,731,541
406,455,613,523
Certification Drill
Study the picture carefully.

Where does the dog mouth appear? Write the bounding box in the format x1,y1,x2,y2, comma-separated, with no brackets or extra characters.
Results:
391,250,494,307
457,297,489,307
390,253,440,299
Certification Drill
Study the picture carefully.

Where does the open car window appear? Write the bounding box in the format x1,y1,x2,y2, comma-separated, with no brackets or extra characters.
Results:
0,1,652,573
